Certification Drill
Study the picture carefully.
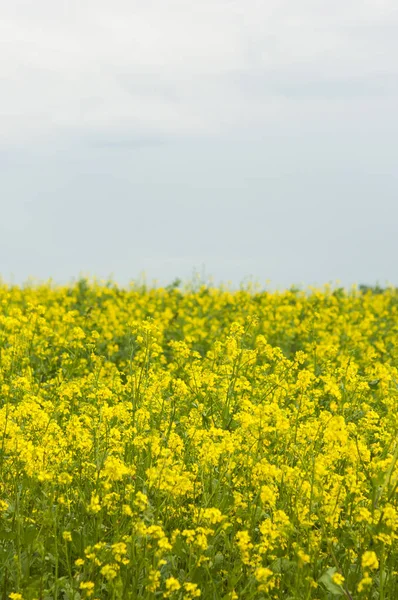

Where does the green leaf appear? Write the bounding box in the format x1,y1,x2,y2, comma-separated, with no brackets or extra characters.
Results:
0,526,14,540
368,379,380,389
318,567,345,597
24,524,38,545
271,558,297,574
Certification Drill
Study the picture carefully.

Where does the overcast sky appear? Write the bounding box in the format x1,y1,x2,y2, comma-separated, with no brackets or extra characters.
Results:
1,0,397,288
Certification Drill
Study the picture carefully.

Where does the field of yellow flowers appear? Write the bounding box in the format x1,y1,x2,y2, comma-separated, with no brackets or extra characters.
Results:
0,279,397,599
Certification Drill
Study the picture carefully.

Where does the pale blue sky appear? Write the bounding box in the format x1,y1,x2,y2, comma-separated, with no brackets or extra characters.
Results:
1,0,397,288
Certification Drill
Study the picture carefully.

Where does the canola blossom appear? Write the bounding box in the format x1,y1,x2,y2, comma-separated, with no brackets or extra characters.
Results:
0,279,397,599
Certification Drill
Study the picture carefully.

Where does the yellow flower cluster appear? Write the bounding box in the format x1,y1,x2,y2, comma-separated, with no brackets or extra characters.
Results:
1,279,398,598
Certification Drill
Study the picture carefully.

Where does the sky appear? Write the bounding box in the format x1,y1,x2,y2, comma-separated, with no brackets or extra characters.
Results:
1,0,397,289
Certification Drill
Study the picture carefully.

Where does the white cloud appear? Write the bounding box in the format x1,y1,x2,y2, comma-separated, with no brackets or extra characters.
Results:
1,0,397,145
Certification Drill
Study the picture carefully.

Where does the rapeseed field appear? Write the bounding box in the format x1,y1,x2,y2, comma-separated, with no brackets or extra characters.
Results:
0,279,397,599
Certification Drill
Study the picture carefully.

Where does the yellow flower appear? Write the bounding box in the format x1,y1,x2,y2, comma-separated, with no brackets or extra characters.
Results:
112,541,128,563
183,582,201,598
357,573,373,592
101,455,130,482
79,582,95,597
260,484,277,508
100,564,119,581
332,573,345,586
134,491,148,511
122,504,133,516
297,549,310,565
146,568,161,593
75,558,85,566
80,582,95,590
201,507,225,524
254,567,275,592
165,577,181,595
88,494,101,514
235,531,253,565
361,551,379,571
2,281,398,598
